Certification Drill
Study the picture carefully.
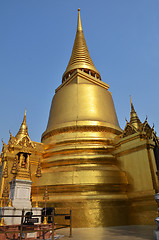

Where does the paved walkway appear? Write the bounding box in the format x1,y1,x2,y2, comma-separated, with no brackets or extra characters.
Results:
56,225,156,240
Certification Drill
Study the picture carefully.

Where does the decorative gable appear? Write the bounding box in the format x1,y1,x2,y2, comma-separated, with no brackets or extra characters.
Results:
16,135,35,149
142,120,153,139
122,123,137,138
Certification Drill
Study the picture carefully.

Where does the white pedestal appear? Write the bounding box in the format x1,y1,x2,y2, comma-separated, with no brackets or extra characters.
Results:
10,179,32,209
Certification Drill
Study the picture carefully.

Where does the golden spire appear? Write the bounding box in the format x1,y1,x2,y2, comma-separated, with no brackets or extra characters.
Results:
2,184,9,198
11,156,18,176
16,109,29,140
2,160,8,179
35,159,42,178
62,9,101,81
77,8,82,31
130,96,141,130
43,186,49,201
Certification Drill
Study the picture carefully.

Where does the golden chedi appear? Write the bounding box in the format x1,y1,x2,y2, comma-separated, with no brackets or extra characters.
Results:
0,9,158,228
40,9,129,227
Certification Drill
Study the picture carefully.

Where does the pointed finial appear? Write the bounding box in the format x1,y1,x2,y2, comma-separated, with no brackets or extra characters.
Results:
9,130,13,137
77,8,83,31
16,110,29,140
24,108,26,120
130,95,135,111
130,95,132,104
129,96,136,112
129,96,141,130
24,108,27,122
1,139,6,146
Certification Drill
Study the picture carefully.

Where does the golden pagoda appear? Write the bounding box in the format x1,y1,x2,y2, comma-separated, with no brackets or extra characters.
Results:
0,9,158,227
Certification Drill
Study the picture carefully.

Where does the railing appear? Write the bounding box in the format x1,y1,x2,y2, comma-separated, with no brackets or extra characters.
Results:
53,210,72,238
0,208,72,240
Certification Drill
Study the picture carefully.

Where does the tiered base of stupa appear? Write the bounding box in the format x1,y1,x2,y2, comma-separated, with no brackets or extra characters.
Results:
32,121,130,227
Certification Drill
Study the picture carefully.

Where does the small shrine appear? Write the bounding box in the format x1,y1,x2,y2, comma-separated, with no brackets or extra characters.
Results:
0,110,42,225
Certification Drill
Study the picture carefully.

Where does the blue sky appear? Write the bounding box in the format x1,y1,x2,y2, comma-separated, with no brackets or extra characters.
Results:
0,0,159,149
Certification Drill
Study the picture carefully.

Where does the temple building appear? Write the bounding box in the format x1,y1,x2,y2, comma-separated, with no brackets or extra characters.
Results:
0,9,158,227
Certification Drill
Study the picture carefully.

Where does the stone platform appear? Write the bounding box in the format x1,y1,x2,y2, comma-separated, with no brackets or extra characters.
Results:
0,225,156,239
56,225,156,240
0,223,53,239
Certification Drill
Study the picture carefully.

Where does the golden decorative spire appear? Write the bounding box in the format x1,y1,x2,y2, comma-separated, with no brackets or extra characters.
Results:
35,159,42,178
43,186,49,201
62,9,101,81
11,156,18,176
16,109,29,140
2,161,8,179
35,159,42,208
2,184,9,198
130,96,141,130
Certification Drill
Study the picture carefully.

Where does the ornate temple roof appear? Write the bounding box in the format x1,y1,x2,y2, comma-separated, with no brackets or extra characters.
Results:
62,9,101,81
7,110,35,149
122,97,156,139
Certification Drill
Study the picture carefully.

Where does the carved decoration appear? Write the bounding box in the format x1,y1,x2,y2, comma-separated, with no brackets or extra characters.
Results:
122,115,154,140
8,131,16,146
15,152,31,180
17,135,35,149
122,124,137,138
142,122,152,139
42,125,122,141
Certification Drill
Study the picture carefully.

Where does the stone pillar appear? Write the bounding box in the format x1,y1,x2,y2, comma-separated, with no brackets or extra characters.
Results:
10,179,32,209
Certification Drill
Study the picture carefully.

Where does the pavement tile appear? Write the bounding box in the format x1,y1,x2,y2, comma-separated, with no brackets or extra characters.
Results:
55,225,156,240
